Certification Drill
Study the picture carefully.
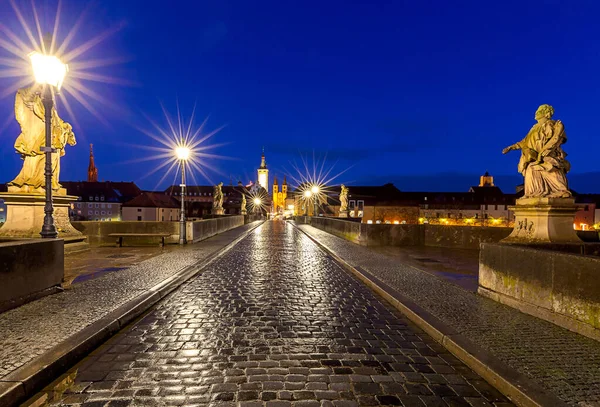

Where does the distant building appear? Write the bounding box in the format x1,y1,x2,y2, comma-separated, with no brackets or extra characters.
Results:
122,192,180,221
88,144,98,182
257,149,269,192
164,184,247,218
272,176,288,214
572,193,600,230
62,181,142,221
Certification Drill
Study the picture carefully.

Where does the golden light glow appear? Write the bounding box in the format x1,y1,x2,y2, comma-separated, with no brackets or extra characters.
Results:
0,1,130,128
29,51,68,89
253,198,261,205
393,220,400,225
175,146,190,161
124,102,226,189
286,152,352,215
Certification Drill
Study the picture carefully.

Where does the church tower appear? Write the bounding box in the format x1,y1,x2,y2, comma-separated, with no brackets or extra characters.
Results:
257,148,269,192
273,176,279,194
479,171,494,187
282,176,287,195
88,144,98,182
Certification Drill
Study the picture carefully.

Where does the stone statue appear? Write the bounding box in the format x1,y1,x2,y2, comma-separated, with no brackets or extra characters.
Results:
502,104,571,198
241,193,247,214
213,182,224,210
339,185,349,211
8,86,76,193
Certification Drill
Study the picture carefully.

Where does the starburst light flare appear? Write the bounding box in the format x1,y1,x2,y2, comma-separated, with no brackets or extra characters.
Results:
0,0,129,129
125,101,228,190
285,151,354,211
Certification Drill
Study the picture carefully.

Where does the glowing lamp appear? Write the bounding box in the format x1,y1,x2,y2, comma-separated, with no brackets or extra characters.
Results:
304,190,312,198
311,185,319,194
253,198,261,205
175,146,190,160
29,51,68,90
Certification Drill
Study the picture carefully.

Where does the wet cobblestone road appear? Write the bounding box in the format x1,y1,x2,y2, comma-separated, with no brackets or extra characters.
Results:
49,222,513,407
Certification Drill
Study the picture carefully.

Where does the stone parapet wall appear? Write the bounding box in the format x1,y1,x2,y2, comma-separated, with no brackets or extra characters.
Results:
0,239,64,313
295,217,599,250
73,221,179,246
479,243,600,341
423,225,511,249
188,216,245,243
73,216,248,246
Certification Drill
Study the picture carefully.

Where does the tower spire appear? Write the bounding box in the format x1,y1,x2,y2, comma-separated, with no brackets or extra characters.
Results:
88,144,98,182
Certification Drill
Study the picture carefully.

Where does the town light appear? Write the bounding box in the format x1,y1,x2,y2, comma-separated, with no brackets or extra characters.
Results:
176,145,189,245
311,185,319,194
29,51,68,90
253,198,261,205
304,190,312,198
32,47,69,238
175,146,190,161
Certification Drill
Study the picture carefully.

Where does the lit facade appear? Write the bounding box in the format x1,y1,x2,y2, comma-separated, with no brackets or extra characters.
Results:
272,176,288,214
257,150,269,193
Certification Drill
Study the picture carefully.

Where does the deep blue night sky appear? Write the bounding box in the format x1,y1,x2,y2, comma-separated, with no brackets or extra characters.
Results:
1,0,599,193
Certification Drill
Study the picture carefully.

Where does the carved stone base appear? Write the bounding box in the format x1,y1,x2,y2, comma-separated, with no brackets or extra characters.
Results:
241,210,247,215
339,210,348,218
213,208,224,215
502,197,581,243
8,185,67,195
0,192,83,238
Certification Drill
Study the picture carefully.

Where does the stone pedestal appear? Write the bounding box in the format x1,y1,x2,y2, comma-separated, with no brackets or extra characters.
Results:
502,197,581,243
339,210,348,218
0,192,84,238
213,208,224,216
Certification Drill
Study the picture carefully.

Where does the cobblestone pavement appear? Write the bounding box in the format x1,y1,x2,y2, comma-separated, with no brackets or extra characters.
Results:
298,224,600,406
0,222,260,380
48,221,513,407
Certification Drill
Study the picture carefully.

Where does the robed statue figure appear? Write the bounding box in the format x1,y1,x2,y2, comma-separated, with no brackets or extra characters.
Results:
213,182,224,210
339,185,349,211
8,86,76,192
502,104,571,198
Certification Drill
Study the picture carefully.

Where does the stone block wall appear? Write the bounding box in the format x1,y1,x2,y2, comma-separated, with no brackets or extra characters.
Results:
479,243,600,341
73,221,179,246
0,239,64,313
188,215,245,243
73,216,249,246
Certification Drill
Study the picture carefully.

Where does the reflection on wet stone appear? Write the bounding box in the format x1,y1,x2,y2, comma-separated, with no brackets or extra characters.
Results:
48,222,513,406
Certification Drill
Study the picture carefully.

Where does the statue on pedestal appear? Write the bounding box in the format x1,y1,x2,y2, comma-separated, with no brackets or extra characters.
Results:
339,185,349,218
0,87,83,239
213,182,224,214
241,193,247,215
8,86,76,193
501,104,580,243
502,104,571,198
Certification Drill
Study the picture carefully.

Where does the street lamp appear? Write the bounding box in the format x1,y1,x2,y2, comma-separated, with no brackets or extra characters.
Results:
253,197,261,216
304,190,312,216
311,185,319,216
176,146,190,244
30,51,68,238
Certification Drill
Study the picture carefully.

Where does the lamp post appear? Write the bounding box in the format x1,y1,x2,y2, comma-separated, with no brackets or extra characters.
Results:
304,190,312,216
253,197,261,216
176,146,190,245
311,185,319,216
29,51,68,238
